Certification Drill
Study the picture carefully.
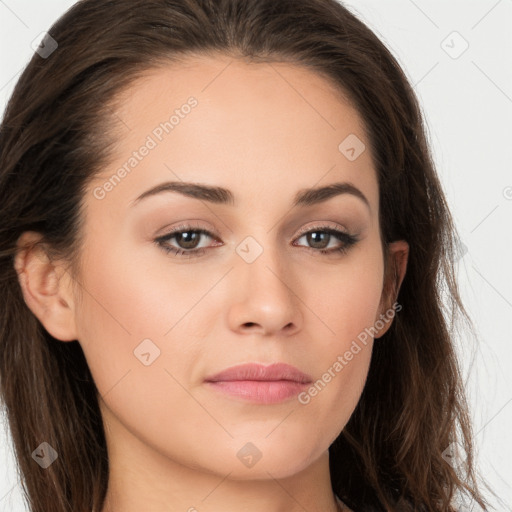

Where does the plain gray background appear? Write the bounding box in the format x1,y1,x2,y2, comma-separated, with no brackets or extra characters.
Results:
1,1,511,510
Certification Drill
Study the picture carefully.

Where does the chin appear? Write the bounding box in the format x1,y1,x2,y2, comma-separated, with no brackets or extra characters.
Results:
211,441,322,481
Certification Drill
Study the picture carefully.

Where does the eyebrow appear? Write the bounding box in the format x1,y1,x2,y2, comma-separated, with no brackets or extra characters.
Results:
130,180,370,211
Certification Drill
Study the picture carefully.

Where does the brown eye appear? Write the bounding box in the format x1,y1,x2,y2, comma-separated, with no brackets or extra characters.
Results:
305,231,331,249
173,231,203,249
293,226,359,255
154,226,218,258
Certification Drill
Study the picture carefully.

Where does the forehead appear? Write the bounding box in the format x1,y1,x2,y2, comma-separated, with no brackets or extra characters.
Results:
90,54,378,216
113,54,367,142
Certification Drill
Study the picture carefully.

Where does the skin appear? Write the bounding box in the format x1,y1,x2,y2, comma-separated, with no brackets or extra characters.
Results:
14,54,408,512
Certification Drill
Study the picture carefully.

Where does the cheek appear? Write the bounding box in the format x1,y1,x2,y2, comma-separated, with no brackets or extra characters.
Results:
292,249,383,428
303,245,384,351
73,228,223,408
72,234,177,393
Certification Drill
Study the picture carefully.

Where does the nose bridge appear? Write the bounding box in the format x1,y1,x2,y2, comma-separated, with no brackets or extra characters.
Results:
227,232,303,334
236,233,290,294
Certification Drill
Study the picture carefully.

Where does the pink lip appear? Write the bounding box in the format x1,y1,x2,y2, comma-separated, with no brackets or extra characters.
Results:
204,363,312,404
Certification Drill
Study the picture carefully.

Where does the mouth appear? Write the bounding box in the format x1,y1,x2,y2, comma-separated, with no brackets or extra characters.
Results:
204,362,312,404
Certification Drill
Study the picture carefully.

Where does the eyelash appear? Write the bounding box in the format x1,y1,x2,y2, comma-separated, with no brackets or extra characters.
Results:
154,223,359,259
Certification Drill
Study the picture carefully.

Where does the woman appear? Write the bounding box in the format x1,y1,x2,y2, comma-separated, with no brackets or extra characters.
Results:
0,0,491,511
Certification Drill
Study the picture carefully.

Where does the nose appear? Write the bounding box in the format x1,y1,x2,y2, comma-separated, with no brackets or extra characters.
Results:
226,243,304,337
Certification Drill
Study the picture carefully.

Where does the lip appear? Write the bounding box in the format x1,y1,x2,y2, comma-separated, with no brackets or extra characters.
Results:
204,363,312,404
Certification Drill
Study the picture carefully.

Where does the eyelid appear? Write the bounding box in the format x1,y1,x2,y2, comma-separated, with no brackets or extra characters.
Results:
154,220,220,239
294,221,350,238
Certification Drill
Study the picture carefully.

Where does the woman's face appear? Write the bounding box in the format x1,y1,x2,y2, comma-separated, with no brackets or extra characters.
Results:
53,55,407,481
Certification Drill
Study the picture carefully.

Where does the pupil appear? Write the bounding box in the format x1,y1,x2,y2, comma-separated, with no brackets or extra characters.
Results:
177,231,199,249
308,231,329,249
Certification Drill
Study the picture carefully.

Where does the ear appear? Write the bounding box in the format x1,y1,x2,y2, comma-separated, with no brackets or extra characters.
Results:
374,240,409,339
14,231,78,342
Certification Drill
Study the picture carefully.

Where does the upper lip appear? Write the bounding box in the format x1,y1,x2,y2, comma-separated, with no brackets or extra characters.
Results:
204,363,312,384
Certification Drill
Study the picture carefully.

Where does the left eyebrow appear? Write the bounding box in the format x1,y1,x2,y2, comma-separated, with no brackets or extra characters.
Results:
294,182,370,211
130,180,371,211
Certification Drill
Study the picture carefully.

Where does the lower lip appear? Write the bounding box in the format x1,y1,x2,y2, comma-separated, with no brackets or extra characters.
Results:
205,380,309,404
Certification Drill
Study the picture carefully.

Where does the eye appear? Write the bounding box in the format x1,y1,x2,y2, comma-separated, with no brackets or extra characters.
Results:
292,224,359,255
154,223,220,258
154,223,359,258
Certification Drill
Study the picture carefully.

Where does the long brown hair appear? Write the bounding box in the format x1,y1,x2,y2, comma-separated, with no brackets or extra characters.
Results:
0,0,492,510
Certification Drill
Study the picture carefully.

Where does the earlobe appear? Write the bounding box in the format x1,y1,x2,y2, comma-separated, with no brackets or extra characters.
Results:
374,240,409,339
14,231,78,342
